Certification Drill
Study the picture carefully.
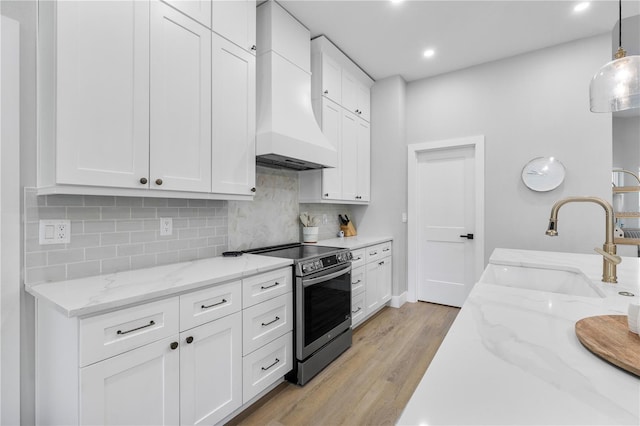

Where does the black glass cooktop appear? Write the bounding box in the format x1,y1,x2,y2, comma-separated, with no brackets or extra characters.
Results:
244,244,343,261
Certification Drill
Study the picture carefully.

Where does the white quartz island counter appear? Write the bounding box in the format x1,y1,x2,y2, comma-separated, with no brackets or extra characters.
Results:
25,254,293,317
398,249,640,426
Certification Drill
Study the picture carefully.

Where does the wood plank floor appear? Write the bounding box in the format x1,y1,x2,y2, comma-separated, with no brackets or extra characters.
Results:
227,301,459,426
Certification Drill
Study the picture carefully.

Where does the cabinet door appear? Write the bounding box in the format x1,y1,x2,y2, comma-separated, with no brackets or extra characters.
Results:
379,257,392,304
357,83,371,122
56,1,150,189
356,118,371,202
365,261,380,315
321,54,342,104
321,99,342,200
150,2,212,193
80,336,180,425
211,33,256,195
341,71,359,116
180,311,242,426
212,0,256,52
341,110,359,201
162,0,212,28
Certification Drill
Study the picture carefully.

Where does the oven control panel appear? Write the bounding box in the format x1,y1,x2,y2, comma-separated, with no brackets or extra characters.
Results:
300,251,352,275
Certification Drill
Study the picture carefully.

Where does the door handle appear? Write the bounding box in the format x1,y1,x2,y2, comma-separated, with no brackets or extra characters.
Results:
459,234,474,240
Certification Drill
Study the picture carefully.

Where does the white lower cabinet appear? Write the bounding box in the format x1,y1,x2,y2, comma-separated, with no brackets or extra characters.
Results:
180,311,242,425
36,267,294,425
80,336,180,425
350,241,393,328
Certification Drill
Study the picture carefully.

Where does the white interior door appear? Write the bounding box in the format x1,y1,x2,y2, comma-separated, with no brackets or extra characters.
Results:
415,145,479,307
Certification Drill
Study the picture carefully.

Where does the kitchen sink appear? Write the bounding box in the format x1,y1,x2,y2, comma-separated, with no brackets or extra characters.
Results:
479,263,606,298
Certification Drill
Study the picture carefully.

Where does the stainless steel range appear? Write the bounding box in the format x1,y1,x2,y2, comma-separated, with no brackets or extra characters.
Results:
245,244,352,385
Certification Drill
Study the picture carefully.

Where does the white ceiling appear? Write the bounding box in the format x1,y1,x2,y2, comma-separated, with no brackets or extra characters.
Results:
278,0,640,82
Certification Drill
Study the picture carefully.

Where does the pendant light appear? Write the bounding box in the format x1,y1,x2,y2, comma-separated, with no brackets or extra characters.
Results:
589,0,640,113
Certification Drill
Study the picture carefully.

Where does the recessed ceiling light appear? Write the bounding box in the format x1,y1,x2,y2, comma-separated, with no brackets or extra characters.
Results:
573,2,590,13
423,49,435,58
390,0,404,4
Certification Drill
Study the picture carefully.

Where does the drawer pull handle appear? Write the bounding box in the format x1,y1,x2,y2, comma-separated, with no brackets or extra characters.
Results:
261,316,280,327
261,358,280,371
352,307,362,314
117,320,155,335
370,251,377,256
379,261,385,266
352,279,362,285
201,299,226,309
260,281,280,290
354,257,362,261
383,248,390,252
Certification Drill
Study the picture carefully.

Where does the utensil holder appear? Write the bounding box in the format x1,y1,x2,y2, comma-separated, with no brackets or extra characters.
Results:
340,222,357,237
303,226,319,243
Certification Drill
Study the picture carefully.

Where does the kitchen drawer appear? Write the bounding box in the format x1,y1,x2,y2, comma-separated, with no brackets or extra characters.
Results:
179,280,241,331
365,241,391,263
351,292,365,328
380,241,392,258
351,266,365,296
350,248,365,269
79,297,179,367
242,293,293,355
243,267,292,308
242,331,292,403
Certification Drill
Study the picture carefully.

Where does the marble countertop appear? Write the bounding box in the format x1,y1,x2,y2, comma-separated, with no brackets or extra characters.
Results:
25,254,293,318
398,248,640,426
313,235,392,250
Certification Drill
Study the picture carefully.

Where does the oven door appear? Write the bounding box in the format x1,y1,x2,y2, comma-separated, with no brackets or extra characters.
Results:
296,263,352,360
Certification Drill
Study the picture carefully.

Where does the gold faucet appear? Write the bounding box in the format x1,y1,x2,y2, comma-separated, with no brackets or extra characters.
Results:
545,196,621,283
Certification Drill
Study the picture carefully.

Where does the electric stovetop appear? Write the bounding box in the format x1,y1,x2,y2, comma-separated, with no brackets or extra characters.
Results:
244,243,344,261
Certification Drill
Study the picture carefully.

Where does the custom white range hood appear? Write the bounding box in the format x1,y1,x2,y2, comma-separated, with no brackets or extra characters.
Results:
255,1,337,171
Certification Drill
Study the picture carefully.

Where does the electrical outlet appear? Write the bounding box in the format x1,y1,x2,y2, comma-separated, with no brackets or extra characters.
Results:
39,220,71,245
402,213,407,223
160,218,173,236
322,214,328,225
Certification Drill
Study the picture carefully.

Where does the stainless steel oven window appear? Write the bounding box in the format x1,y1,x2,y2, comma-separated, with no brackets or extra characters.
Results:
296,264,352,360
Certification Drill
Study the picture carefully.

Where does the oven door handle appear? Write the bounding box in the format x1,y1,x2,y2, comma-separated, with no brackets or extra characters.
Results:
303,264,351,287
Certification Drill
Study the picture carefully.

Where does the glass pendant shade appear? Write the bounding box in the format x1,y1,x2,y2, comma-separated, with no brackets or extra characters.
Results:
589,53,640,112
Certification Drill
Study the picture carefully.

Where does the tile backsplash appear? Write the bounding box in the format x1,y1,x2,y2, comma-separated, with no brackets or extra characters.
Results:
24,168,357,284
24,188,228,284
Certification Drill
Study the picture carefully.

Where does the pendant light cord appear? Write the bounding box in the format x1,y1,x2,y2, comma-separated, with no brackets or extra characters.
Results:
618,0,622,49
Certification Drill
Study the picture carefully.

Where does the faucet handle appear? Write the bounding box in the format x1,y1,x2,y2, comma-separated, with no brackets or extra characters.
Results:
594,247,622,265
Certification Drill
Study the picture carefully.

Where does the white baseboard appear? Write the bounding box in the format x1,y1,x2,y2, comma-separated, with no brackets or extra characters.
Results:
390,292,408,308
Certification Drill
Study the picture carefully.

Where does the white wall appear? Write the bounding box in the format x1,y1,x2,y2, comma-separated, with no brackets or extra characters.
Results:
404,34,612,281
353,75,407,298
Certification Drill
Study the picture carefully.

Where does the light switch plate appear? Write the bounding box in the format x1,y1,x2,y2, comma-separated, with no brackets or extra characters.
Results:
39,220,71,245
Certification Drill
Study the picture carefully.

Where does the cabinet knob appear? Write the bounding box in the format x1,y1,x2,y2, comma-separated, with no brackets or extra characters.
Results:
170,342,178,350
186,336,194,344
250,187,256,193
155,178,163,186
139,177,148,184
250,44,257,51
324,193,329,197
324,89,329,94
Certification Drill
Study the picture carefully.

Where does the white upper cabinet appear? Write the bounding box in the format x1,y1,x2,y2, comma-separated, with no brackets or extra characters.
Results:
37,0,257,200
300,35,373,204
319,53,342,104
150,2,212,193
212,0,257,53
320,99,342,200
342,70,370,122
340,111,359,201
211,33,256,195
162,0,212,28
356,119,371,202
46,0,150,189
